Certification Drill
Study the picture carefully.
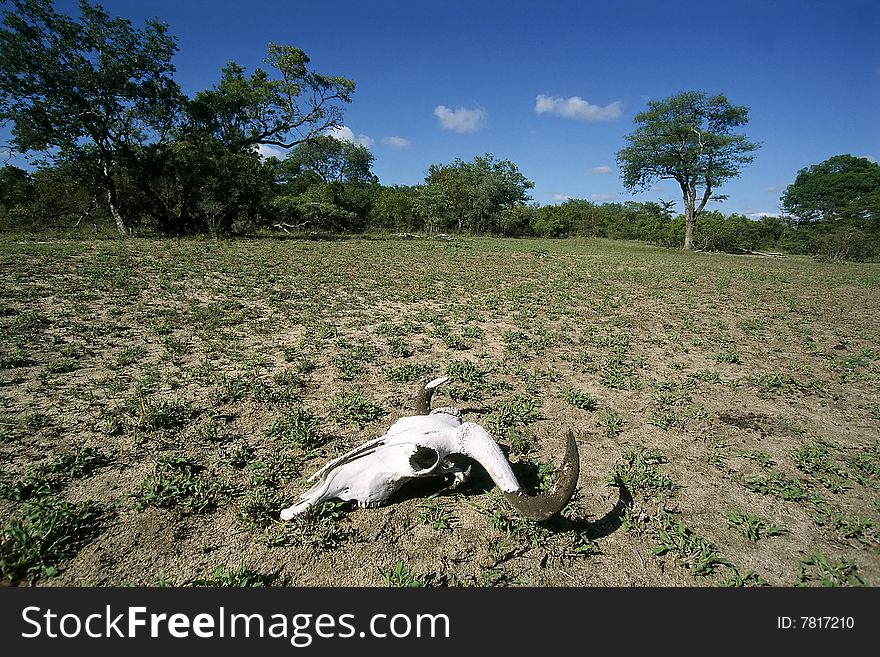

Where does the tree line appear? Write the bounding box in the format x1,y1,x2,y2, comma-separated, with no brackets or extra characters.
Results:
1,1,877,261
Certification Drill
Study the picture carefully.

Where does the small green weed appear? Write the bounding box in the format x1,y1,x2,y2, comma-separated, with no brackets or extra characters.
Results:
488,395,541,432
798,554,864,587
608,447,675,499
598,407,625,440
385,362,434,383
724,509,787,542
0,497,106,584
136,456,222,514
741,471,812,501
654,517,731,576
265,407,323,450
190,563,274,587
384,560,424,587
329,390,383,428
560,386,598,411
416,499,455,531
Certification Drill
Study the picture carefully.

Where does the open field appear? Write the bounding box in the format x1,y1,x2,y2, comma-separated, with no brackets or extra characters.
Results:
0,235,878,587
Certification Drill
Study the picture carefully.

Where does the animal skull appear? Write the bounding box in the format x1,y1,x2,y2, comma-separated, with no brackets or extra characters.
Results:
279,377,580,521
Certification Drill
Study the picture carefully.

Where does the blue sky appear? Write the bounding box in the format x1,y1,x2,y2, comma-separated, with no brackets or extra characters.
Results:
5,0,879,217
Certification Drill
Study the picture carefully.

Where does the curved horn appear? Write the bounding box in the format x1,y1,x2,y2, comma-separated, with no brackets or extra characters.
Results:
414,376,450,414
502,431,579,521
457,423,580,522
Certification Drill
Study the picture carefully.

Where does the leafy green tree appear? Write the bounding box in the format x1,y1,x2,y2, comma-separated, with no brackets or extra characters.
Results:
0,0,180,234
425,153,533,233
271,134,378,231
617,91,759,250
0,164,32,211
0,1,356,236
281,134,377,189
371,185,422,231
189,44,355,151
781,154,880,229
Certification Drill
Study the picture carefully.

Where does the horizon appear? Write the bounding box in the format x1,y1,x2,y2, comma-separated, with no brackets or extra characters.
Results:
1,0,878,219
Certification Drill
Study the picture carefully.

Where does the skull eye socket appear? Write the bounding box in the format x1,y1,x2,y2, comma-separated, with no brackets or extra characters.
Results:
409,445,440,472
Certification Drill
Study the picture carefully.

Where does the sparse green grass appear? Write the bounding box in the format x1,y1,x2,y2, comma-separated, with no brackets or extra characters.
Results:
383,560,424,587
190,563,274,587
560,386,598,411
608,447,675,499
416,498,456,531
654,516,731,576
385,362,434,383
0,444,110,502
264,407,323,450
741,470,813,501
488,395,541,432
329,390,383,428
598,407,625,440
0,496,106,584
1,235,878,587
725,509,787,542
136,456,222,514
798,554,864,587
129,396,196,431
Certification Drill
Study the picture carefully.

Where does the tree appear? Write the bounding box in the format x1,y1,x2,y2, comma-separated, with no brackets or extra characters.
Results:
0,0,180,234
781,154,880,230
270,134,378,231
0,164,32,211
617,91,759,250
189,44,355,152
424,153,533,233
281,134,377,189
0,1,356,236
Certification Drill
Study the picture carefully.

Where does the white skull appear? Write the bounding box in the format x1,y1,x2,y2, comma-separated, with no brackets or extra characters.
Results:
280,378,580,521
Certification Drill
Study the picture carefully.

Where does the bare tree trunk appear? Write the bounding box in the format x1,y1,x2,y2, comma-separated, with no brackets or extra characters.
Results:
682,186,695,250
683,203,695,250
98,150,129,236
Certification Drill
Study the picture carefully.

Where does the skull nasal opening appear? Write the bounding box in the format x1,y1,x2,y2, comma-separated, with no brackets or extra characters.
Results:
409,445,440,471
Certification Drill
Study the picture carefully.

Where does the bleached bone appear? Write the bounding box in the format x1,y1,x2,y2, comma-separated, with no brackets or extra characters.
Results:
279,377,579,521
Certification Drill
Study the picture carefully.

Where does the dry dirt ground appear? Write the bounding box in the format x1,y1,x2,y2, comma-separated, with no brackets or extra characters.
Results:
0,235,877,587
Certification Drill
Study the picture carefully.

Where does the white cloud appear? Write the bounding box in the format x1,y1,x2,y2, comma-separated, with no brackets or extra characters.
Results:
552,193,572,203
325,125,374,147
749,212,780,219
762,186,779,193
858,154,877,163
589,165,612,175
589,193,616,201
535,94,623,122
254,143,286,160
433,105,486,133
381,136,411,149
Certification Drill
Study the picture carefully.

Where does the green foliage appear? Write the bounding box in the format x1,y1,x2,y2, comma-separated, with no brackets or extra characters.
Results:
416,498,456,531
1,444,110,501
383,560,424,587
724,509,787,542
0,0,180,233
424,153,534,233
329,390,383,428
654,516,731,576
782,155,880,229
264,407,323,450
617,91,759,249
190,563,273,587
560,386,598,411
1,496,106,584
488,395,541,432
798,554,864,587
136,456,222,514
598,407,625,439
608,447,675,498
